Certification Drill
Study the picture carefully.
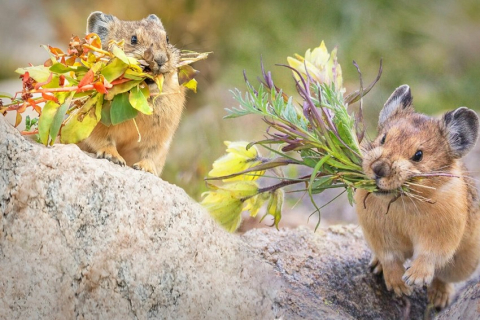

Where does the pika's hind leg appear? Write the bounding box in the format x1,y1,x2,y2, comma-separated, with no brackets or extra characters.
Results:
427,278,454,310
132,140,170,176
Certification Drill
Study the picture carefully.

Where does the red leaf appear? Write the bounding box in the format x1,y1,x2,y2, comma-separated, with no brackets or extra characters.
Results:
35,72,53,90
42,92,59,103
59,75,66,87
44,59,53,67
48,46,64,56
18,102,27,113
22,71,30,83
33,104,42,115
93,82,108,94
66,56,76,66
78,69,95,88
110,78,131,85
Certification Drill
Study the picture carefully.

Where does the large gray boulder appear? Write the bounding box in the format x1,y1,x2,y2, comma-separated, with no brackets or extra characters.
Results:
1,115,477,319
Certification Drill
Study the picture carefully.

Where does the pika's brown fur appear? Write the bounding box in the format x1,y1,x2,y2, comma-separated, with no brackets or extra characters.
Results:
78,12,186,176
355,85,480,309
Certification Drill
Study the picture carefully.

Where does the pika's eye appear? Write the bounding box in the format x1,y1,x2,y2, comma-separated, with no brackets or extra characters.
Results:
166,35,170,44
411,150,423,162
131,35,138,45
380,134,386,145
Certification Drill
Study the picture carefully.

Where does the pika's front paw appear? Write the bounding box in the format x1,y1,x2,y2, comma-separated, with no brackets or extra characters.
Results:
369,256,383,275
96,147,126,166
383,263,412,296
402,262,434,287
133,159,158,176
428,279,454,310
385,276,412,296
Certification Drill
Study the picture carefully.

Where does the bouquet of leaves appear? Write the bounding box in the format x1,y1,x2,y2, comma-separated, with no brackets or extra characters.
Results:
0,33,209,145
201,41,382,232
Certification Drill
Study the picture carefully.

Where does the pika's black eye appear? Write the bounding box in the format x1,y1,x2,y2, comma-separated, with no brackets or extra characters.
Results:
412,150,423,162
380,134,386,145
131,35,138,45
166,35,170,44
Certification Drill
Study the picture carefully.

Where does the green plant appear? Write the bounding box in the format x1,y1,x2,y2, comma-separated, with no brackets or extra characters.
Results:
201,42,382,232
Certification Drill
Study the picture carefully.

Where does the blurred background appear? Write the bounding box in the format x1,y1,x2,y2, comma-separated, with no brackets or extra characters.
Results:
1,0,480,230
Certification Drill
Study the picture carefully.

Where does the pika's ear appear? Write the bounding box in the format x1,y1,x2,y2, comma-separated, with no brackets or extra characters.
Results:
443,107,479,158
145,14,164,28
378,85,413,127
86,11,116,44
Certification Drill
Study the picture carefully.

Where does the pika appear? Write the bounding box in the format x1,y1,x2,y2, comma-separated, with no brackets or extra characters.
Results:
355,85,480,309
78,11,186,176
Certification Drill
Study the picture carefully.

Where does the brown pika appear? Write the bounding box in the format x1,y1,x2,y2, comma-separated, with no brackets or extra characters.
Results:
355,85,480,309
78,11,186,176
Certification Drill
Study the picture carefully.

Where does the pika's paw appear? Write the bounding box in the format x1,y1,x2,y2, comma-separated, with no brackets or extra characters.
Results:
369,256,383,275
133,159,158,176
402,263,434,287
384,276,412,296
428,279,454,310
383,264,412,296
96,147,126,166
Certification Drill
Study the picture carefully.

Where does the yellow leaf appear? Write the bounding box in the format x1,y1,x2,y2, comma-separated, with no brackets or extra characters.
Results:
183,78,197,93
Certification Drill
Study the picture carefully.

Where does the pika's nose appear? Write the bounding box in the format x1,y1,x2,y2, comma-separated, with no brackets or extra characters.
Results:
371,160,391,179
155,55,167,68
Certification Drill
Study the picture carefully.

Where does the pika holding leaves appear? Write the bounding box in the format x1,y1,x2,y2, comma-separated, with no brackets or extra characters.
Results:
1,12,210,176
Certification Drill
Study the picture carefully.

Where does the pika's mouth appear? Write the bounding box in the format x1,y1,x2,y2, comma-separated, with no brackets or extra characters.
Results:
373,188,400,196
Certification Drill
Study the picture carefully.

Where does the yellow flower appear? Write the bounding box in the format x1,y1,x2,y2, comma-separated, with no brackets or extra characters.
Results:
266,189,284,229
243,192,270,218
201,181,259,232
287,41,344,93
208,141,265,181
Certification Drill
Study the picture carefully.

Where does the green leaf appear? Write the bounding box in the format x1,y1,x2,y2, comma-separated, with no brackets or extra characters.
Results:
0,92,13,99
49,63,77,73
110,92,138,125
38,101,59,145
100,100,112,126
49,92,74,144
123,68,147,80
105,80,142,100
112,45,129,64
60,94,102,144
347,187,355,206
101,57,128,82
311,176,333,194
301,149,319,168
129,85,153,115
16,66,51,82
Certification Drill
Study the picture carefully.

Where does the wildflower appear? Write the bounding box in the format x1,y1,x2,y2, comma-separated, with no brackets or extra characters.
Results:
287,41,344,93
266,189,284,229
208,141,265,181
201,181,259,232
243,192,271,218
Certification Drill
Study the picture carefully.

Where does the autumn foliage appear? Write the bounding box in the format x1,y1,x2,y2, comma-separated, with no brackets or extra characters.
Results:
0,33,209,145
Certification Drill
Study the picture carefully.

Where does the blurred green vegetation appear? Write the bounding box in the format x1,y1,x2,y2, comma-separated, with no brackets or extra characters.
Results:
2,0,480,199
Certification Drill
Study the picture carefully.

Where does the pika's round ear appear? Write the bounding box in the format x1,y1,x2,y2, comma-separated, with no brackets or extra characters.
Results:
378,85,413,127
443,107,479,158
145,14,164,28
86,11,116,43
